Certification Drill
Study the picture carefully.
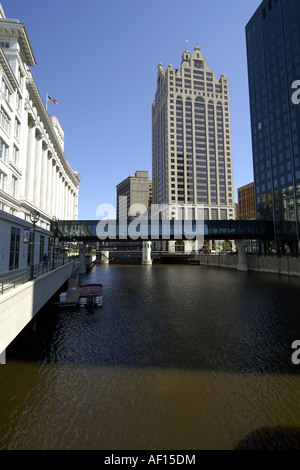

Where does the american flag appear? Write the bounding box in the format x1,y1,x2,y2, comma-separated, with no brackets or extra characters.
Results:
47,95,58,105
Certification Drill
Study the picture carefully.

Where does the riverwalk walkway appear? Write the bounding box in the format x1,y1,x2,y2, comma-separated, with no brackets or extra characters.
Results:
0,257,80,360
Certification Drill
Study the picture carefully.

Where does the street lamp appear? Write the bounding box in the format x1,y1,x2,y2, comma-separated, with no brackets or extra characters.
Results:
30,210,40,280
51,217,59,269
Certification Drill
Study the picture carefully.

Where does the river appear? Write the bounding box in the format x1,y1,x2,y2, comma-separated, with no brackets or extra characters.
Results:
1,264,300,450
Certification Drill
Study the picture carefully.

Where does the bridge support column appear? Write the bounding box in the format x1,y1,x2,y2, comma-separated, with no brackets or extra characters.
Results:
101,251,110,264
235,239,248,272
79,243,87,274
142,241,152,265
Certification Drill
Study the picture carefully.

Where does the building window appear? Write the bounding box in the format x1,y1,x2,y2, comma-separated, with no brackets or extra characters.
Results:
16,92,22,113
12,175,18,198
0,107,10,134
9,227,20,270
14,118,21,140
17,68,24,89
211,209,218,220
193,60,204,69
1,79,11,104
220,209,227,220
0,139,8,162
12,145,19,165
0,171,7,190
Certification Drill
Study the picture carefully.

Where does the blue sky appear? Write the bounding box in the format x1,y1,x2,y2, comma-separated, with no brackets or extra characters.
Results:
3,0,261,220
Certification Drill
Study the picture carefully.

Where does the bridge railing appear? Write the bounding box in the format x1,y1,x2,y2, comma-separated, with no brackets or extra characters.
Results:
0,255,79,295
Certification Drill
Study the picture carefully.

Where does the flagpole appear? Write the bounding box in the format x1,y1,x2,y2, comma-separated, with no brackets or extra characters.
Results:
46,92,48,112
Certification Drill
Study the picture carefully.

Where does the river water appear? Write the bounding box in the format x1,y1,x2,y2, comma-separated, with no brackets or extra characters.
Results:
1,264,300,450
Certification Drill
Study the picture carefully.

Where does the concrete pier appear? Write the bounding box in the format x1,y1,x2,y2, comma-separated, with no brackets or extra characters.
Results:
142,241,152,265
235,240,248,272
101,251,110,264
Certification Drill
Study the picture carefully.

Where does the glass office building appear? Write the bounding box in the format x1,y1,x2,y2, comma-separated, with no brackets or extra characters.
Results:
246,0,300,249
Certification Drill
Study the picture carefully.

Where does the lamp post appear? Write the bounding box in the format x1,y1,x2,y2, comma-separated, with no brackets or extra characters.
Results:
51,217,59,270
30,210,40,280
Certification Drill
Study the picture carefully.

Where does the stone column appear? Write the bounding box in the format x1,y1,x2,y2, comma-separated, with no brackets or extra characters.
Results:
51,161,57,217
40,143,49,212
61,177,65,219
52,164,57,218
61,181,66,219
57,173,62,220
25,119,37,202
71,190,75,219
66,185,70,219
33,130,43,208
235,239,248,272
46,155,53,215
79,243,86,274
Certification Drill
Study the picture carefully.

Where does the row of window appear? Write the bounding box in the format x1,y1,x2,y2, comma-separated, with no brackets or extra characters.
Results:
170,79,227,95
0,137,20,166
168,65,228,86
1,79,23,113
0,107,21,140
0,169,18,197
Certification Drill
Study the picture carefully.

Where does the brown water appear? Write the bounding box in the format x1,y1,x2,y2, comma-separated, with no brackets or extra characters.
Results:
1,264,300,450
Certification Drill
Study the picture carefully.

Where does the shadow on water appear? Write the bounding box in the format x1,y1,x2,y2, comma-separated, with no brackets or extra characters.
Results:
6,264,300,376
235,426,300,450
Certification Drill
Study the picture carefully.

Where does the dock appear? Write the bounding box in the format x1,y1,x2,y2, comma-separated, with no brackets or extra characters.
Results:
57,271,80,307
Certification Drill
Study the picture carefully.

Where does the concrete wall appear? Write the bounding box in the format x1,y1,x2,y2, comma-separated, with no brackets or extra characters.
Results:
0,260,79,355
196,254,238,269
246,255,300,277
196,254,300,277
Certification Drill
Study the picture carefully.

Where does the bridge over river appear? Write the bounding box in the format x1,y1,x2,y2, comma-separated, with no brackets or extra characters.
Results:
52,219,275,242
51,218,279,271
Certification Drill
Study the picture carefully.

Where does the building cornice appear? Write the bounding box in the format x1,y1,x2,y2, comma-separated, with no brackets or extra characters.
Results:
0,19,36,66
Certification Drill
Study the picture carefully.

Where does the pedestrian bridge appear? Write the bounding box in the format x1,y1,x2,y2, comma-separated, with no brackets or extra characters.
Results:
52,219,275,242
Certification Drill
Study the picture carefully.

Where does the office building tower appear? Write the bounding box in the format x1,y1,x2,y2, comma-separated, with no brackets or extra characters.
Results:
237,182,256,220
246,0,300,249
116,170,152,219
152,45,235,223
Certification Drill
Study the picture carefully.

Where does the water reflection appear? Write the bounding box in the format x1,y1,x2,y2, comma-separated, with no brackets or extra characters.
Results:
1,265,300,449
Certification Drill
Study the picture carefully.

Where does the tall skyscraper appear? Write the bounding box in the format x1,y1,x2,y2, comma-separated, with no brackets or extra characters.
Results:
246,0,300,249
152,45,235,223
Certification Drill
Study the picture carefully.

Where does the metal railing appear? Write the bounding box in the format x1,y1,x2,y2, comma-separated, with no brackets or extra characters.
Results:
0,255,79,296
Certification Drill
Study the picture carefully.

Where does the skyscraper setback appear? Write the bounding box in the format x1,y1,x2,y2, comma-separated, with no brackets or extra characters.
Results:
152,45,235,222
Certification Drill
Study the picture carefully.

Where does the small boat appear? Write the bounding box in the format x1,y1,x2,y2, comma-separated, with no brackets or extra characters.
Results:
79,284,103,308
